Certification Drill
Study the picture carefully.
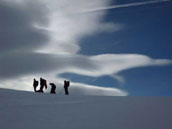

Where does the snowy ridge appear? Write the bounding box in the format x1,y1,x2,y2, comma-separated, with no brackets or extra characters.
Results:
0,88,171,129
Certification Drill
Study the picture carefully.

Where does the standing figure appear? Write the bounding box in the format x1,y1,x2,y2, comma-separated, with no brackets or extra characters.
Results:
50,83,56,94
38,77,47,93
33,78,39,92
64,80,70,95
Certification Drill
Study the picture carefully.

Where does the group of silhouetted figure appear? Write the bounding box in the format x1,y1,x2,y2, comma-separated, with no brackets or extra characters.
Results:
33,78,70,95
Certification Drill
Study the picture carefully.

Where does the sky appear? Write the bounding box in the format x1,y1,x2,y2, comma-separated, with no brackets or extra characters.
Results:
0,0,172,96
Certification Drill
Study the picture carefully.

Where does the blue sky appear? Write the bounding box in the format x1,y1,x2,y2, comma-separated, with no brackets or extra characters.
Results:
0,0,171,96
61,0,172,96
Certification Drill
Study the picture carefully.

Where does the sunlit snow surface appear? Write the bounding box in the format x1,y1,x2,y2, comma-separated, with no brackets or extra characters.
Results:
0,88,171,129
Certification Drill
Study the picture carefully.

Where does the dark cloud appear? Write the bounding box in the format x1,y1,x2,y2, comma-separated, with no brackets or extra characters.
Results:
0,52,97,80
0,0,171,93
0,2,98,80
0,2,49,54
0,1,54,79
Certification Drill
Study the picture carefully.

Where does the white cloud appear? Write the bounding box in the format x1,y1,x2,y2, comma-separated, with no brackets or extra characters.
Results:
0,0,172,96
0,75,128,96
3,0,124,54
68,82,128,96
0,53,171,96
79,0,171,13
2,53,171,79
28,0,115,54
110,74,125,84
61,54,171,77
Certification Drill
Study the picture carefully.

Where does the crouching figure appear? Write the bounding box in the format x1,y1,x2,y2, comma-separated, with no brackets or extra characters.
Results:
50,83,56,94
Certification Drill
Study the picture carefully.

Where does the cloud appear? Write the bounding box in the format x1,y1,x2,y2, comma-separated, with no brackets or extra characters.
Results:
66,82,128,96
1,0,121,55
88,54,172,76
34,0,118,54
0,53,171,80
0,53,96,79
0,75,128,96
0,2,49,54
0,0,128,96
110,74,125,84
79,0,171,13
1,52,171,96
0,0,172,96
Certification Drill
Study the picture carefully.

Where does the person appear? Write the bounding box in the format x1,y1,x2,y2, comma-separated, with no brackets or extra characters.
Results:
50,83,56,94
64,80,70,95
37,77,47,93
33,78,39,92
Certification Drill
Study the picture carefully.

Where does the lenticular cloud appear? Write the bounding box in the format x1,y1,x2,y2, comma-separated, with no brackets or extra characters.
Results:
0,0,172,96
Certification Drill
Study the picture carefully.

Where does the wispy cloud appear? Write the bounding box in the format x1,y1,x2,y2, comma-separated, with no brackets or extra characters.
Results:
0,75,128,96
79,0,171,13
0,0,171,96
1,52,171,95
0,0,127,95
1,53,171,79
2,0,122,54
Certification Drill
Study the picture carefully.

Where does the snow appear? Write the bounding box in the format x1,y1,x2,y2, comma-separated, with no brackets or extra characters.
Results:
0,88,172,129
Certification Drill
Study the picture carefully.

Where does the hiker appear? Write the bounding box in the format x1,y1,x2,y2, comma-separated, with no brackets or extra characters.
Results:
64,80,70,95
50,83,56,94
33,78,39,92
37,77,47,93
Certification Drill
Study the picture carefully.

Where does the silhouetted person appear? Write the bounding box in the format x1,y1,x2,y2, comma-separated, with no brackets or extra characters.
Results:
33,78,39,92
50,83,56,94
37,77,47,93
64,80,70,95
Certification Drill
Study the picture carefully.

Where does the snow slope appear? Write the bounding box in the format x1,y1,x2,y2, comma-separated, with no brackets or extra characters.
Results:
0,88,172,129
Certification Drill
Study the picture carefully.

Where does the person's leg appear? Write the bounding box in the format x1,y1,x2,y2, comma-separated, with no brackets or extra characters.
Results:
66,88,69,95
34,87,36,92
39,85,44,93
64,88,67,95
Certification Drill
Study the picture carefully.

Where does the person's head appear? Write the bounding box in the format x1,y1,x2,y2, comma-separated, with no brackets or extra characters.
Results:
50,83,56,87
